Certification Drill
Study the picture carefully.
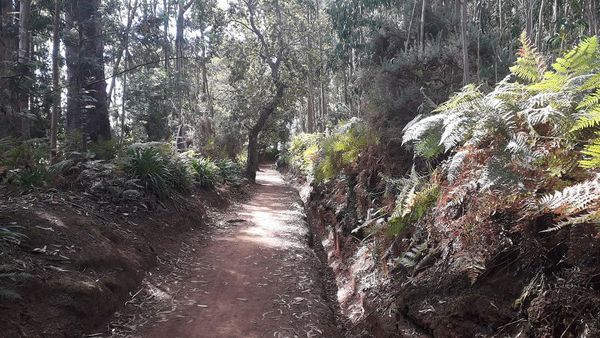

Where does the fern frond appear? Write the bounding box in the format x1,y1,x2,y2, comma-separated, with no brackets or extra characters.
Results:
478,158,522,191
577,89,600,110
432,84,482,113
510,32,546,83
570,106,600,132
531,36,600,92
402,114,445,145
580,136,600,168
414,129,445,160
538,174,600,212
580,73,600,91
541,210,600,232
399,242,428,268
446,150,468,183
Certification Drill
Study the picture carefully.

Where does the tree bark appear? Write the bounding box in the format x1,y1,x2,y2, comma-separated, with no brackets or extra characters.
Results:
245,84,286,182
420,0,426,51
535,0,545,50
107,0,139,107
306,4,315,133
460,0,470,85
50,0,61,161
163,0,170,71
64,0,111,150
405,0,418,51
0,0,19,138
18,0,31,139
243,0,287,182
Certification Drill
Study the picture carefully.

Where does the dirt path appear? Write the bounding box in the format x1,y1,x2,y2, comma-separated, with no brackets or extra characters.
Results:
125,166,340,337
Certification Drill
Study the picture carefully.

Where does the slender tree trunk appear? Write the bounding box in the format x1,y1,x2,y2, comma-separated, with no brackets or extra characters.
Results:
316,0,327,132
405,0,418,51
420,0,426,51
50,0,61,161
536,0,545,50
200,30,214,117
163,0,170,71
0,0,19,139
498,0,503,33
121,46,129,144
18,0,31,139
174,0,193,149
460,0,470,85
107,0,139,107
305,5,315,133
589,0,598,36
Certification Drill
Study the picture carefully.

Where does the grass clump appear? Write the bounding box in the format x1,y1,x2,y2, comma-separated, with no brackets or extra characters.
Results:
123,144,191,200
191,157,220,189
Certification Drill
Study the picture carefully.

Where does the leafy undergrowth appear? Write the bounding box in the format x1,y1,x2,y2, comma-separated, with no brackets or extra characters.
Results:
0,179,244,337
0,142,248,336
283,36,600,337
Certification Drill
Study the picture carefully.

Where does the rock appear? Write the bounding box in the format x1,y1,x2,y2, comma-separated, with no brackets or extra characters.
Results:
122,190,142,200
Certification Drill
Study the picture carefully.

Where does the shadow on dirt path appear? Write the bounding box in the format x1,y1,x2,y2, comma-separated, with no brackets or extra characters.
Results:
135,165,340,337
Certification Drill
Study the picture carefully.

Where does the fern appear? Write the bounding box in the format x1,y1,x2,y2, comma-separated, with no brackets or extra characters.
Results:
530,36,600,92
446,150,468,183
414,129,444,160
580,133,600,168
538,174,600,213
510,32,545,83
538,175,600,232
389,181,439,237
398,242,428,268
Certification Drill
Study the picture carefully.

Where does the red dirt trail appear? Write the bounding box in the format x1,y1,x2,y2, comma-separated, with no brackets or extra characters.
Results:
134,166,340,338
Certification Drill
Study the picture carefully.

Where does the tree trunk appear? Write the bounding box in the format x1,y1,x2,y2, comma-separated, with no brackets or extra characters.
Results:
65,0,111,150
163,0,170,71
200,30,214,117
18,0,31,139
245,84,286,182
420,0,426,51
590,0,598,36
174,0,192,149
536,0,545,50
107,0,139,107
121,46,129,144
405,0,418,51
460,0,470,85
0,0,19,138
50,0,61,161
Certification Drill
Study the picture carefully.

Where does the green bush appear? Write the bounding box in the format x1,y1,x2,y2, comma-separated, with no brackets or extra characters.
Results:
217,159,243,186
314,120,377,183
287,133,323,176
191,157,220,188
15,167,50,187
89,139,123,160
123,144,191,200
1,138,51,188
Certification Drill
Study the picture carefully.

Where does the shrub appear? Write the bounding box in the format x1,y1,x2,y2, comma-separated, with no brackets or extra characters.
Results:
1,138,51,187
287,133,323,176
314,119,377,183
217,159,243,186
123,144,191,200
15,167,50,187
89,139,123,160
191,157,220,188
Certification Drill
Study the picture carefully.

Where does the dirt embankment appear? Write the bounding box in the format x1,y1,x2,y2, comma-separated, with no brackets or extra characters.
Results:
0,186,232,337
287,147,600,337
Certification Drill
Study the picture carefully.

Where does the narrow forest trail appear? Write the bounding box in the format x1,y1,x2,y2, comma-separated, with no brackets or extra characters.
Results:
135,165,340,338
